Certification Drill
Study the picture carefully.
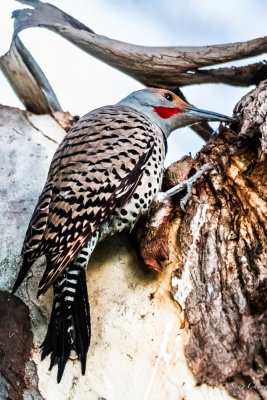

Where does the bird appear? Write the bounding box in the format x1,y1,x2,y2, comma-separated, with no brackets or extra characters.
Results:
12,88,232,382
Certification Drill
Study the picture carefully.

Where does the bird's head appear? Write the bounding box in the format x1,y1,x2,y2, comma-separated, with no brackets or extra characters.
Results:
119,88,232,137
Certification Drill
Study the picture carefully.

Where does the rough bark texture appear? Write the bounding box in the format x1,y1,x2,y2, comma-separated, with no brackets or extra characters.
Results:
174,127,266,400
140,82,267,400
234,79,267,152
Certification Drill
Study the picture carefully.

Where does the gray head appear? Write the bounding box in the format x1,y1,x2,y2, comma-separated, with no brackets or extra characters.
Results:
119,88,232,137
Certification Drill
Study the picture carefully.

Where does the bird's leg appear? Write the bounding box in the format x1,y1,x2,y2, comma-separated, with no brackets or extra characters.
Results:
155,163,212,211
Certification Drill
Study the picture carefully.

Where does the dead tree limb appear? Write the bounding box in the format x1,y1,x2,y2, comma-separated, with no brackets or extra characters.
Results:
1,0,266,138
0,36,62,114
1,0,267,116
12,0,267,89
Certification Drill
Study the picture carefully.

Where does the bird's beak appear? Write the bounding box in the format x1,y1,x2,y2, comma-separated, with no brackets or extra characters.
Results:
185,105,233,124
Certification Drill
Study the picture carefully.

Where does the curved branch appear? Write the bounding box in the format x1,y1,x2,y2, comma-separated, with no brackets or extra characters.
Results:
13,0,267,88
192,62,267,87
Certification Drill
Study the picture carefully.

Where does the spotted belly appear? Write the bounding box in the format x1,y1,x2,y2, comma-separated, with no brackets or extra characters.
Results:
99,138,165,239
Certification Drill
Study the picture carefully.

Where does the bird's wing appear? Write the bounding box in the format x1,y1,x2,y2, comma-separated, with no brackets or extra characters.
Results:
20,105,160,294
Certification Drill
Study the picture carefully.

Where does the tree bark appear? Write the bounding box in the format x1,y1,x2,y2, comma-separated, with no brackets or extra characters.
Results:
138,81,267,400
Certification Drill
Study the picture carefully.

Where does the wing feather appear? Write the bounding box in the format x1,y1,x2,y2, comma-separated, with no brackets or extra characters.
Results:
19,105,161,295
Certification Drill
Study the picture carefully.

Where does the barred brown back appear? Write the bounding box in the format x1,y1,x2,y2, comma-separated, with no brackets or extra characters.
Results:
21,105,165,293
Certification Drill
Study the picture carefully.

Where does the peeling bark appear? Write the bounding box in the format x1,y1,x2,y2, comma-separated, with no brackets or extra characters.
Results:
234,79,267,152
179,127,266,400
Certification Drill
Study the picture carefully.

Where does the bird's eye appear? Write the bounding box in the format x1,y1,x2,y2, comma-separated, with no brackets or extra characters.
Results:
164,92,173,101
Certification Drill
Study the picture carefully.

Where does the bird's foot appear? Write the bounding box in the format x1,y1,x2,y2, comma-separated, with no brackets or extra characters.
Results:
155,163,212,211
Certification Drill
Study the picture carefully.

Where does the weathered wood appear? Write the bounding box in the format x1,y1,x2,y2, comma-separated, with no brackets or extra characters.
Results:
234,79,267,152
0,36,62,114
12,0,267,89
2,0,265,139
175,128,266,400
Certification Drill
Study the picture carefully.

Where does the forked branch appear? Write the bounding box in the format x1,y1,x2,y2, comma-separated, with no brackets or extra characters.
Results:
0,0,266,133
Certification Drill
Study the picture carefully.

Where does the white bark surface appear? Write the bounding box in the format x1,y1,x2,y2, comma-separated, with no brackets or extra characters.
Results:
0,105,233,400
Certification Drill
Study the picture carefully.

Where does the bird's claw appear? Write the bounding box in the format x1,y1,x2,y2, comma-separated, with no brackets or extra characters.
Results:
157,163,212,211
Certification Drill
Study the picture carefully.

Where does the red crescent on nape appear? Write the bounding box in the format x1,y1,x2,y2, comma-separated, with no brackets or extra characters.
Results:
154,106,180,119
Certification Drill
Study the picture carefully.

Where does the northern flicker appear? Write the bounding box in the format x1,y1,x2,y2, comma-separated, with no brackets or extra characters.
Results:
12,88,231,382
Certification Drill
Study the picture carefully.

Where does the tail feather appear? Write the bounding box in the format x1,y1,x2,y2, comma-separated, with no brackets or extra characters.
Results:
41,299,58,360
41,267,91,383
12,256,35,294
72,269,91,374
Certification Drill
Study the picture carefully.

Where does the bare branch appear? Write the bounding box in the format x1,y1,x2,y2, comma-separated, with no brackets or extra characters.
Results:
1,0,266,138
189,122,214,142
192,61,267,87
172,88,213,141
0,36,62,114
13,0,267,88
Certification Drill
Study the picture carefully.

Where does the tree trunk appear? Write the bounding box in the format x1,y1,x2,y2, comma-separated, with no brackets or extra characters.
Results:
138,80,267,400
0,80,266,400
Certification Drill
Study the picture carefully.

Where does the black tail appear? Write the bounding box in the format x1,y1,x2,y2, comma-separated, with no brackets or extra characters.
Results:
12,256,35,294
41,268,91,383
